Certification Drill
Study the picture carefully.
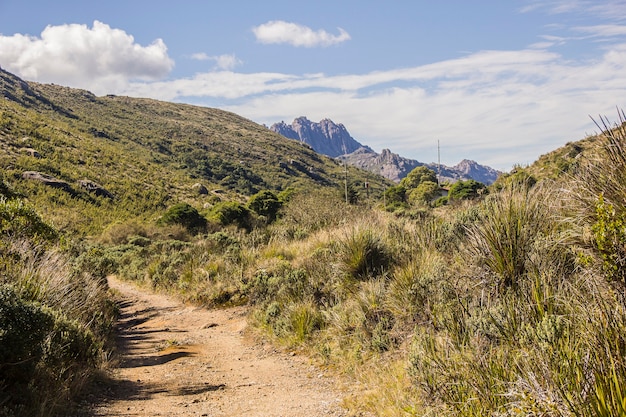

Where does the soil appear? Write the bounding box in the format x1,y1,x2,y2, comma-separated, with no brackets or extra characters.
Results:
78,276,362,417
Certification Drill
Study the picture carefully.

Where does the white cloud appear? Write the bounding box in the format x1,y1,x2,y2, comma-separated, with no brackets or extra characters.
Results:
574,24,626,38
190,53,242,70
252,20,350,47
0,20,174,94
112,43,626,170
191,52,210,61
212,54,243,70
521,0,626,21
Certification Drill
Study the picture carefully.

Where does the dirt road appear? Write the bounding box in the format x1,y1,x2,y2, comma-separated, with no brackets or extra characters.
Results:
85,276,354,417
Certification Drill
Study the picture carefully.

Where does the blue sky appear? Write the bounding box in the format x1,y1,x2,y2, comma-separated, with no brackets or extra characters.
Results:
1,1,626,171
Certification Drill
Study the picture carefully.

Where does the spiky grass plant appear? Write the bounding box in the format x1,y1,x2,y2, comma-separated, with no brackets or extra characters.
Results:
464,181,557,291
338,226,392,280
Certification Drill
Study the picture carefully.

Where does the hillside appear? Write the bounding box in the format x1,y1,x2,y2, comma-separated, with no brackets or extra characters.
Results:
0,69,387,234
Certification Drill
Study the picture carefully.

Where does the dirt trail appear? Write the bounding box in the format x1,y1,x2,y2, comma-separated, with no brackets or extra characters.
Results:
85,276,354,417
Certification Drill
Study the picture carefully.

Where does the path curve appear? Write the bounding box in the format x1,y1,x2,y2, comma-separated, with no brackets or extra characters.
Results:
87,276,352,417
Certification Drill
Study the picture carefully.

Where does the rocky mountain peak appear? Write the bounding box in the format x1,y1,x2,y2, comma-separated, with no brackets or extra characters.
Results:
270,117,363,157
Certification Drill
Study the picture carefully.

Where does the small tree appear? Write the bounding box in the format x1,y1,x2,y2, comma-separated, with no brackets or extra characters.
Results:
384,185,407,211
408,181,441,205
400,166,438,190
449,179,487,201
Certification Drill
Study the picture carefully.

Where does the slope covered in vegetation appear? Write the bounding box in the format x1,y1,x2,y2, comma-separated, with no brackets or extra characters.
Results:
3,67,626,416
0,68,385,236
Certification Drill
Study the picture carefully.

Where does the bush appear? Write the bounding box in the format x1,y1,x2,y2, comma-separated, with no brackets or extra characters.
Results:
0,197,57,242
465,183,557,290
247,190,282,222
0,285,101,415
399,166,438,190
209,201,250,230
159,202,207,235
408,181,440,205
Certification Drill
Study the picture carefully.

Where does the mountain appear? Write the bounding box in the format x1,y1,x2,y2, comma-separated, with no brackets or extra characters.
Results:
270,117,367,157
0,69,384,235
271,117,501,184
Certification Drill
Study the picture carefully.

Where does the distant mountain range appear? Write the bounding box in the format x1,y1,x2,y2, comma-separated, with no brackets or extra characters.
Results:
270,117,501,184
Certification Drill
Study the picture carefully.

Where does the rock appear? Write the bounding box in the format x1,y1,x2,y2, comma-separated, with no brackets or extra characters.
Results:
22,171,72,192
270,117,365,157
78,179,114,199
192,182,209,195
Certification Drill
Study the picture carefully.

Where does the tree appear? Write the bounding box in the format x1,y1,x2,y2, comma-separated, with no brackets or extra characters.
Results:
400,166,438,190
384,185,407,211
448,179,487,201
247,190,282,222
408,181,440,205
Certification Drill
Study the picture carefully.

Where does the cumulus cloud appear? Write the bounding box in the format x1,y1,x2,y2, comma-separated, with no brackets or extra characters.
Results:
0,20,174,94
252,20,351,47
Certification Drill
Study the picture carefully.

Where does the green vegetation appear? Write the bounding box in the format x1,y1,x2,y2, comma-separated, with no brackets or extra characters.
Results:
0,177,115,416
4,68,626,416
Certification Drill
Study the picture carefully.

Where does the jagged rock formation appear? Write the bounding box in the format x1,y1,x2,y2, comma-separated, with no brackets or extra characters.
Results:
270,117,366,157
272,117,501,184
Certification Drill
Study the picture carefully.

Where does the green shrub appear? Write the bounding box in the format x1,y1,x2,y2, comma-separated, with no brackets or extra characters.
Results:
247,190,282,222
465,184,554,290
399,166,438,190
384,185,407,211
0,197,57,242
408,181,440,205
0,285,101,415
159,202,207,234
593,194,626,287
209,201,250,229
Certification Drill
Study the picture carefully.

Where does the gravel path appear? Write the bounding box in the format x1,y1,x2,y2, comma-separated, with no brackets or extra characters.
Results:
81,276,355,417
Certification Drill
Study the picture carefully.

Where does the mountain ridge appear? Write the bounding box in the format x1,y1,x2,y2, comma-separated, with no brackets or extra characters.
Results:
270,117,501,184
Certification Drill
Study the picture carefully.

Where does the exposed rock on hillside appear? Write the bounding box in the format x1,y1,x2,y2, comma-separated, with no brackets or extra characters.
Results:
78,179,114,199
22,171,73,192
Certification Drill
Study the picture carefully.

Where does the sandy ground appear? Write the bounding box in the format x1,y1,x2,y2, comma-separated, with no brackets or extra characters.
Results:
76,276,360,417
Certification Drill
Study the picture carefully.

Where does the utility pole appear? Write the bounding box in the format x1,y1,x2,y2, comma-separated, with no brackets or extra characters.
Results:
437,140,441,185
344,160,349,204
342,140,348,204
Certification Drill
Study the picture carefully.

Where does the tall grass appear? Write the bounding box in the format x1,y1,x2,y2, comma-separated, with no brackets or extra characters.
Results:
1,195,115,416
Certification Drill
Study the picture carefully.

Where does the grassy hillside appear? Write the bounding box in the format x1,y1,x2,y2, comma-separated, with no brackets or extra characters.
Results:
0,68,387,235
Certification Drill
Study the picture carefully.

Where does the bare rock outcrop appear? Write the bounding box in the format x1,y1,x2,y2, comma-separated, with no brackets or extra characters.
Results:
22,171,73,192
78,179,114,199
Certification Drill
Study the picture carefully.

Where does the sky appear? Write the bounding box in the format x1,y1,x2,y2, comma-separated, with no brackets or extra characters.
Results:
1,1,626,171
